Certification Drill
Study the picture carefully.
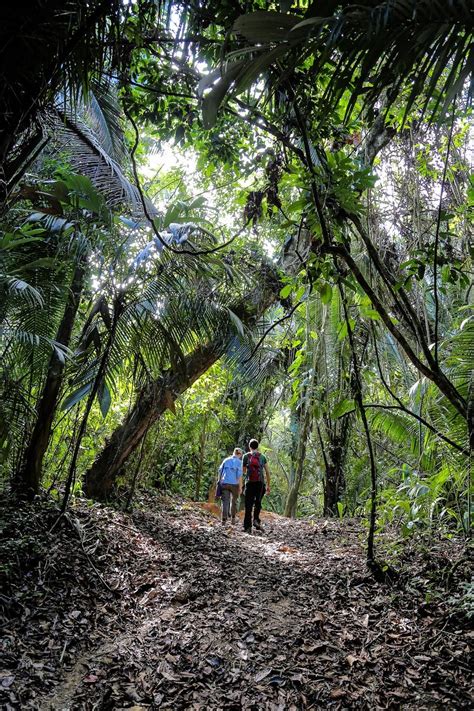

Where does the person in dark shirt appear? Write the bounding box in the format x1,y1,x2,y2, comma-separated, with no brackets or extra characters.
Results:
242,439,271,533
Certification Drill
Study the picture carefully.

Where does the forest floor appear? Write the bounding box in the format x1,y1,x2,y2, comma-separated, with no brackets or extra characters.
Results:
1,492,472,710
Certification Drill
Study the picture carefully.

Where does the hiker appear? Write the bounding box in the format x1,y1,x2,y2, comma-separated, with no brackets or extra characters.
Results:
242,439,271,533
218,447,243,525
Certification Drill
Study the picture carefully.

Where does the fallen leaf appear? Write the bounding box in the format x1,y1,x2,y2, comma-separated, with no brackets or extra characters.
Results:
83,674,99,684
301,642,326,653
255,668,272,682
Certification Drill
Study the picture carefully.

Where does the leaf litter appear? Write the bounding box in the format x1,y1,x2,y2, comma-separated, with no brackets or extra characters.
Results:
1,492,472,709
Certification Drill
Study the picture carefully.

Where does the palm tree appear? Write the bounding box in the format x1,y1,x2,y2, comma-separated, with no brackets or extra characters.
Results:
0,0,130,206
82,255,283,499
83,228,314,499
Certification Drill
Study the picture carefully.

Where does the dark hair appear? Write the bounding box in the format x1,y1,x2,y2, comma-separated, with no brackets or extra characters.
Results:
249,439,259,450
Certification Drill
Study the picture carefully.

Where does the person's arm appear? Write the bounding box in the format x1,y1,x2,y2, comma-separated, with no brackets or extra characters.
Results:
241,455,247,493
264,462,271,494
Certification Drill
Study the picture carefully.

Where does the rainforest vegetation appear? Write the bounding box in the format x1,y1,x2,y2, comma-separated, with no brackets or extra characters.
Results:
1,1,473,707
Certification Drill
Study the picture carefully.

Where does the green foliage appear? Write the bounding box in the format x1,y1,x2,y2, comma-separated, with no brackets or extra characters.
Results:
203,3,472,127
1,0,472,566
378,462,471,538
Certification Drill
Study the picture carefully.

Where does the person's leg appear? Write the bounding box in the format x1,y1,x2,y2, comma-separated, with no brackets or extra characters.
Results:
244,482,256,531
253,482,265,525
221,485,231,522
230,484,239,521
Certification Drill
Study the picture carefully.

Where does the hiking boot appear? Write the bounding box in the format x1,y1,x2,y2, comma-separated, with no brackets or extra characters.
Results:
253,520,263,531
231,517,236,525
243,528,252,534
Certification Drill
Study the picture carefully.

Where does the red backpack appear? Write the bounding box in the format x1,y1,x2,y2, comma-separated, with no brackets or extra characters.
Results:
246,452,263,482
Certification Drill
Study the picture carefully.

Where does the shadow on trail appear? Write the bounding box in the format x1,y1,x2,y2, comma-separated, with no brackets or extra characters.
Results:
32,500,471,710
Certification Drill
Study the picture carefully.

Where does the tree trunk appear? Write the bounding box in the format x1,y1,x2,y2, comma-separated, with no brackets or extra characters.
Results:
61,297,123,512
14,259,85,497
284,401,312,518
83,341,223,499
323,415,352,516
83,237,312,501
194,413,208,501
284,297,319,518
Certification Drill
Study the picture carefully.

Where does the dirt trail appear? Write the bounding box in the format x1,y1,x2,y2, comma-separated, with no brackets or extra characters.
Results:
3,497,472,709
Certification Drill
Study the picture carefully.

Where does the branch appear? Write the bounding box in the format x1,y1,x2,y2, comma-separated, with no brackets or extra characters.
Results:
328,243,466,418
371,328,467,455
433,99,456,365
123,102,251,256
244,301,302,363
349,214,433,361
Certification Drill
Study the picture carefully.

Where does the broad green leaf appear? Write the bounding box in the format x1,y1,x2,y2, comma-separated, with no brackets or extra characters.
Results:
319,282,333,304
362,308,380,321
295,285,306,301
233,11,300,43
97,380,111,418
338,321,348,340
333,399,356,418
202,60,247,129
62,382,92,411
233,45,288,94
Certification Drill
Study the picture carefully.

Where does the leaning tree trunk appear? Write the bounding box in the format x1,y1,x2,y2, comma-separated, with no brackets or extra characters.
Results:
83,341,223,499
84,237,311,500
15,259,85,497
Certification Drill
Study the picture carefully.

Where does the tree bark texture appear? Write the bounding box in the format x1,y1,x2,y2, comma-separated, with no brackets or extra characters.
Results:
323,414,351,516
15,260,85,496
284,401,312,518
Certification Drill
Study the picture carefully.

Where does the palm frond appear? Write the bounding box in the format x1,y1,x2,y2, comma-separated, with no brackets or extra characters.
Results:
368,407,421,456
80,83,129,166
204,2,474,126
0,0,127,201
45,107,157,217
3,277,45,308
61,246,247,413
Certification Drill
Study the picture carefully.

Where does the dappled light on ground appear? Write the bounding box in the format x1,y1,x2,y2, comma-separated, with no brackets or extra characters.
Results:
2,494,471,709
